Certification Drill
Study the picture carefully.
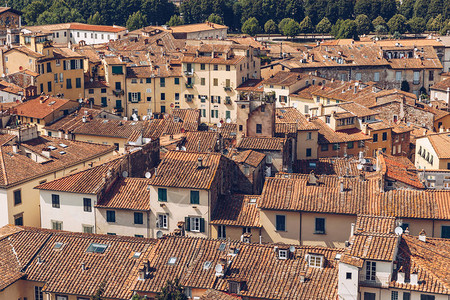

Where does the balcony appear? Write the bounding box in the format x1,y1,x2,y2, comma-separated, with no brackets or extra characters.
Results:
224,86,232,92
185,83,194,89
113,89,124,97
184,70,194,76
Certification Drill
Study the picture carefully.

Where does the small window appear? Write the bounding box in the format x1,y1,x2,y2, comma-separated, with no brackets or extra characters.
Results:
174,77,179,85
83,198,91,212
134,212,143,224
346,272,352,279
278,249,288,259
256,124,262,134
373,133,378,142
106,210,116,223
306,148,312,157
321,144,329,151
86,243,108,253
229,282,240,294
308,254,323,268
52,194,60,208
307,132,312,140
168,257,177,265
14,189,21,205
82,225,93,234
158,214,168,229
35,286,43,300
52,221,63,230
403,293,410,300
276,215,286,231
365,261,376,281
218,225,226,239
213,64,218,71
392,291,399,300
203,261,212,269
382,132,387,141
160,78,165,87
190,190,199,204
158,188,167,202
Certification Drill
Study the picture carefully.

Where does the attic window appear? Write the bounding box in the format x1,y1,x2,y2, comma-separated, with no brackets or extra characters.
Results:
86,243,108,254
59,151,66,155
59,143,68,148
54,242,64,250
48,146,57,150
133,252,141,258
278,250,288,260
218,243,228,252
308,254,324,268
249,198,257,203
203,261,212,269
168,257,177,265
229,281,241,294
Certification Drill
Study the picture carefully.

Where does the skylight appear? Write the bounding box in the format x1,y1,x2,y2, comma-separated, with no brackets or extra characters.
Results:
54,242,64,250
249,198,257,203
133,252,141,258
59,143,68,148
218,243,226,251
168,257,177,265
59,151,66,155
48,146,57,150
86,243,108,254
203,261,212,269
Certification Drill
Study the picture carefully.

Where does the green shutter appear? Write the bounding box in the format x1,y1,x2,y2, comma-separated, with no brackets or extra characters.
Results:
185,217,190,231
138,92,141,101
128,92,132,101
158,188,167,202
190,191,199,204
200,218,205,233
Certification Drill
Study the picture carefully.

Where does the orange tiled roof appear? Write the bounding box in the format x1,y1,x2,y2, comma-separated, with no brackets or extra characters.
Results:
263,71,304,86
294,157,377,177
72,118,147,139
379,154,424,189
148,151,223,190
310,118,371,144
230,150,265,168
355,215,396,234
275,107,318,132
185,131,220,152
201,289,241,299
210,195,261,228
96,177,151,211
238,137,286,151
15,96,76,119
426,132,450,159
346,232,398,262
431,78,450,92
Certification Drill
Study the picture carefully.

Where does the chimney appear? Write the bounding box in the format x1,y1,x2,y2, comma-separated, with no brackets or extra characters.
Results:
354,85,357,94
418,229,426,242
339,179,344,192
138,266,146,280
410,272,418,285
299,271,306,283
350,223,355,237
41,148,51,158
12,143,18,153
197,156,203,168
81,262,86,271
397,267,405,284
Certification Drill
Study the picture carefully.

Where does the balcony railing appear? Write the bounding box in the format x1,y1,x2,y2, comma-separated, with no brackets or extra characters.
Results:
224,86,232,92
113,89,124,97
184,70,194,76
185,83,194,88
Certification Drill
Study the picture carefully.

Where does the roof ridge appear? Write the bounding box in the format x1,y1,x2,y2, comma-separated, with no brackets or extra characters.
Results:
0,148,8,185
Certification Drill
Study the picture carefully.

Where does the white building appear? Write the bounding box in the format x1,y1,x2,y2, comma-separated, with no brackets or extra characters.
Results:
22,23,127,45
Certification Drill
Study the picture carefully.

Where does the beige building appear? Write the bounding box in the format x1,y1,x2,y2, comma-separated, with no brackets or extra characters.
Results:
415,132,450,170
132,22,228,40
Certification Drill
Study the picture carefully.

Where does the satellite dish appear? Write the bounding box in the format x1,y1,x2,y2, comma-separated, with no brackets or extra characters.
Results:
215,264,223,273
156,230,163,238
357,164,363,170
394,226,404,235
217,122,222,128
289,246,295,253
293,103,298,108
145,172,151,178
226,118,231,123
122,171,128,178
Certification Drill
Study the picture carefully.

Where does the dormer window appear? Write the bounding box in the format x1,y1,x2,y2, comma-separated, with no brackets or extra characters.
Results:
229,281,241,294
278,249,288,259
308,254,324,268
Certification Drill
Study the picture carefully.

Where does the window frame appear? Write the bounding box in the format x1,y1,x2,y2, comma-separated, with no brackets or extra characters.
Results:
314,217,325,234
134,212,144,225
276,215,286,231
106,210,116,223
190,190,200,205
51,194,60,208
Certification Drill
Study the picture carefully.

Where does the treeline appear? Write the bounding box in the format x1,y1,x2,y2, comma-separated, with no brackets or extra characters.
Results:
9,0,450,36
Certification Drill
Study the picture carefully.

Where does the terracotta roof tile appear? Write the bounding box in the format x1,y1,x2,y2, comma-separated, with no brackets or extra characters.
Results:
184,131,220,152
431,78,450,92
15,96,77,119
201,289,241,299
425,132,450,159
294,157,376,177
355,215,396,234
275,107,318,132
230,150,265,168
310,118,371,144
211,195,261,228
346,232,398,262
379,154,424,189
96,178,151,211
238,137,286,151
263,72,304,86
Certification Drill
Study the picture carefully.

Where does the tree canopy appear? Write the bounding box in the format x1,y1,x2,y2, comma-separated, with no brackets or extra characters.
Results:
241,17,261,36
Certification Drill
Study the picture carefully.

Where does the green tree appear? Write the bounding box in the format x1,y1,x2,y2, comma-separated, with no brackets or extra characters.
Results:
87,11,105,25
167,15,184,26
407,17,426,34
427,0,444,19
330,19,343,37
142,0,176,26
264,19,278,35
429,14,445,31
278,18,295,34
283,19,300,38
35,0,85,25
316,17,332,34
355,14,372,35
92,280,106,300
413,0,429,19
426,17,435,30
398,0,415,19
375,24,388,35
379,0,397,21
440,19,450,35
336,19,358,39
23,1,47,25
156,279,187,300
207,13,224,24
241,17,261,36
299,16,313,33
387,14,407,34
126,11,147,31
372,16,387,29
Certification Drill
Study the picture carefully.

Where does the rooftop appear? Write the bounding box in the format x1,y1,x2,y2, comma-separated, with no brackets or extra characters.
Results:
238,137,286,151
15,96,77,119
211,195,261,228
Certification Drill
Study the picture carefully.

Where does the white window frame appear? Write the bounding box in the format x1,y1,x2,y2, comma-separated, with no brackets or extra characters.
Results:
190,217,201,232
158,214,168,229
278,249,288,259
365,261,376,281
52,220,63,230
308,254,323,268
82,225,93,234
218,225,226,239
130,92,139,102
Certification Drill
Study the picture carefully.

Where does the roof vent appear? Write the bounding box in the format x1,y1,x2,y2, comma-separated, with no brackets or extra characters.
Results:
81,262,86,271
197,156,203,168
410,272,418,285
418,229,426,242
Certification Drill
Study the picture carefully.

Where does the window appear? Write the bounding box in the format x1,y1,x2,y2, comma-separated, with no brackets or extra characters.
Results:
54,73,58,83
161,106,166,113
429,70,434,81
347,141,354,149
374,72,380,82
47,81,52,92
200,63,205,70
82,225,93,234
364,293,376,300
134,212,143,224
321,144,329,151
226,65,231,71
174,77,179,85
306,148,312,157
213,64,218,71
52,221,63,230
382,132,387,141
441,225,450,238
315,218,325,234
14,213,23,226
413,71,420,84
111,66,123,75
226,110,230,119
276,215,286,231
308,254,323,267
355,73,361,81
158,188,167,202
66,78,72,89
46,62,52,73
52,194,60,208
106,210,116,222
158,214,168,229
101,97,107,107
373,133,378,142
225,79,231,87
114,143,119,151
346,272,352,279
14,189,21,205
186,216,204,232
365,261,376,281
278,249,288,259
190,190,199,204
403,293,410,300
420,296,435,300
160,78,165,87
86,242,108,253
392,291,399,300
201,77,206,85
256,124,262,134
218,225,226,239
396,71,402,82
213,78,218,86
161,93,165,101
333,143,340,150
229,282,240,294
76,78,82,88
35,286,43,300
